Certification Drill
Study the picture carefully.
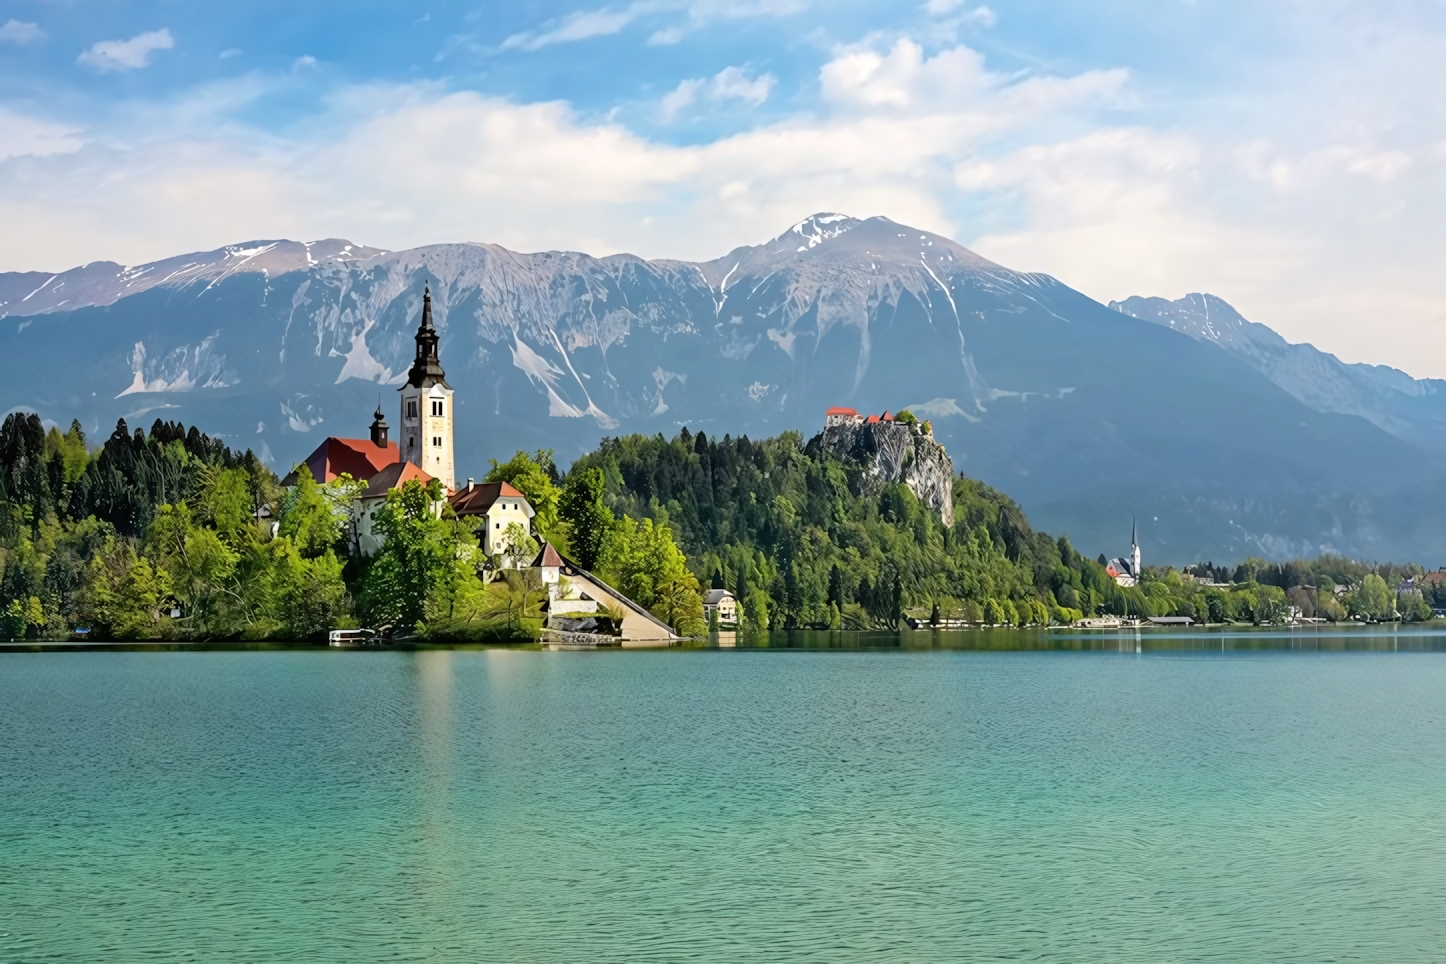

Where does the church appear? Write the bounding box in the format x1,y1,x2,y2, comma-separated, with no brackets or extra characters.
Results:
1105,520,1142,587
283,283,680,642
285,282,528,558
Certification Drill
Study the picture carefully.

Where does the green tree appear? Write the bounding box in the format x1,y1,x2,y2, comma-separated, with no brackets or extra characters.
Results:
148,503,242,636
654,571,707,636
743,587,770,630
357,478,452,631
79,541,174,640
559,467,613,570
1355,573,1394,620
596,517,693,612
279,466,365,558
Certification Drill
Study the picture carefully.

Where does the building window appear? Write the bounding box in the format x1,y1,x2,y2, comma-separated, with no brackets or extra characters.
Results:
432,436,442,447
431,400,444,417
406,400,418,420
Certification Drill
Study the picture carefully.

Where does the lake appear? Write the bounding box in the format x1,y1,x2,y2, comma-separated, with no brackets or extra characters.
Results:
4,629,1446,962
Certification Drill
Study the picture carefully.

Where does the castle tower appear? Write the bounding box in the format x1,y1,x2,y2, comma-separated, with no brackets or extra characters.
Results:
398,282,455,491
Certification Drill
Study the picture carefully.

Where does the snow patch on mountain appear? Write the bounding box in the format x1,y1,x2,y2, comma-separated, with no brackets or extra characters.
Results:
331,317,402,385
117,335,235,397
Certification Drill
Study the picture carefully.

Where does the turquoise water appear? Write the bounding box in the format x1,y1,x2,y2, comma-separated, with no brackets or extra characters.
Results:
5,640,1446,961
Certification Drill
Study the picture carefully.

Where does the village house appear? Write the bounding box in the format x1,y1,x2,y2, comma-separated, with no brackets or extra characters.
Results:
449,481,536,558
703,588,738,626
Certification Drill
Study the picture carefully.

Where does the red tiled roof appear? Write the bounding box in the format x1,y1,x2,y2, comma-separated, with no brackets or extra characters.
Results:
284,437,398,485
825,406,858,416
1422,570,1446,585
865,414,880,424
449,480,533,517
881,410,895,421
361,460,434,496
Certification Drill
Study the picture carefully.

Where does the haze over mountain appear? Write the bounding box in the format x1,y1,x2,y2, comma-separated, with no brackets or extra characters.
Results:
1112,293,1446,452
3,214,1443,563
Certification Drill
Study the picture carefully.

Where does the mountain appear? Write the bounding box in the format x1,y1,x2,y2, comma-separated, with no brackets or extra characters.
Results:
3,214,1444,564
1111,293,1446,450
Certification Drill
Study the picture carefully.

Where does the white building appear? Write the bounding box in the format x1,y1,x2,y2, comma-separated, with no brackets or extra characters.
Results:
449,480,536,558
703,588,738,625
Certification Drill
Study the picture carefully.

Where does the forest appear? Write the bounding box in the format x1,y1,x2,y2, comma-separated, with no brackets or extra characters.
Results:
0,413,1439,641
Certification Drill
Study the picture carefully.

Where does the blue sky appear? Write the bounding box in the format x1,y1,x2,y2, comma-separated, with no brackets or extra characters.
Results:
2,1,1444,372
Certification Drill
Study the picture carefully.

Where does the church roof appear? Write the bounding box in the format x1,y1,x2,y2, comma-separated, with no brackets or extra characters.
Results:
1106,557,1135,577
449,481,534,518
825,406,858,417
531,542,565,568
361,460,435,497
282,436,398,486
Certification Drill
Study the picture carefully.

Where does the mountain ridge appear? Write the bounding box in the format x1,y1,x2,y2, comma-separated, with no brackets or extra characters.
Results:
3,214,1444,563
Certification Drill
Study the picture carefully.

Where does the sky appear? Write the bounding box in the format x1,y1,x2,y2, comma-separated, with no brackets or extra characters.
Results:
2,0,1444,374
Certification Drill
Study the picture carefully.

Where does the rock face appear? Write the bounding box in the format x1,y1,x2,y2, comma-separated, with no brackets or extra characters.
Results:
810,420,955,527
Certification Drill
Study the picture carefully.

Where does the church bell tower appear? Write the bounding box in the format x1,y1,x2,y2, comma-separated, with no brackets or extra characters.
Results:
398,281,455,491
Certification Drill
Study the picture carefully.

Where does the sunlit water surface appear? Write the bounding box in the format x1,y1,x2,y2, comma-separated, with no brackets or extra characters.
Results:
5,631,1446,962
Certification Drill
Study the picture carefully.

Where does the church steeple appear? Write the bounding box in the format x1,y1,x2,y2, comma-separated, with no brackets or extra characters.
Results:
406,281,450,389
397,279,456,491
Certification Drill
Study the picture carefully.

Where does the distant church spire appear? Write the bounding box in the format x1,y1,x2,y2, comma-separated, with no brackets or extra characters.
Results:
1130,514,1141,578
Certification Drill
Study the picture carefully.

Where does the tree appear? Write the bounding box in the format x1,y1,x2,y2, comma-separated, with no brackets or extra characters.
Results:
559,467,613,570
263,538,350,638
596,517,694,612
79,541,174,640
148,503,242,637
743,587,770,631
654,571,707,636
279,466,365,558
1355,573,1394,620
499,521,539,571
357,478,453,631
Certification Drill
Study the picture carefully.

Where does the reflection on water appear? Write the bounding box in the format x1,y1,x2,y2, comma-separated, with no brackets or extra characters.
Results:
705,623,1446,653
5,640,1446,961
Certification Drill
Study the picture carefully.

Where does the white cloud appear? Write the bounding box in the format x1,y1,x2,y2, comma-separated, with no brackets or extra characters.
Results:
923,0,995,23
647,26,685,45
77,29,174,72
710,65,776,107
821,39,988,111
502,8,636,51
660,78,704,120
661,65,778,119
10,17,1446,378
0,20,44,44
0,108,83,160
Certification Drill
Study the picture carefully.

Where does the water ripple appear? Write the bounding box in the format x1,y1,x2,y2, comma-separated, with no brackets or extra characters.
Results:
3,649,1446,962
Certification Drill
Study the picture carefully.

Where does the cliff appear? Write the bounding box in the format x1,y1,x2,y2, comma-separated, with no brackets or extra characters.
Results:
808,420,955,527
